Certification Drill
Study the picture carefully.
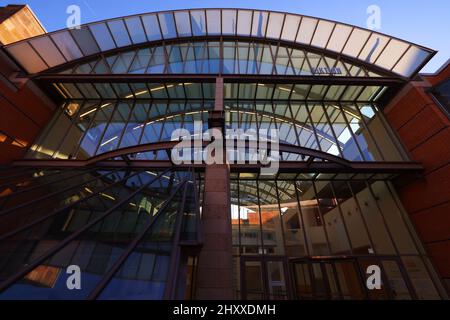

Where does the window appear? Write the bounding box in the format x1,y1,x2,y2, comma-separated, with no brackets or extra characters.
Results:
431,78,450,116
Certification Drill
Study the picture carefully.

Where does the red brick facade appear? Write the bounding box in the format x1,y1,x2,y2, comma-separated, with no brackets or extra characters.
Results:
0,5,54,165
385,62,450,289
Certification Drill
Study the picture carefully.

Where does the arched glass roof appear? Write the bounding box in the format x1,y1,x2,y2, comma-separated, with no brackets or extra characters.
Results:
4,8,435,78
58,40,384,77
27,99,408,163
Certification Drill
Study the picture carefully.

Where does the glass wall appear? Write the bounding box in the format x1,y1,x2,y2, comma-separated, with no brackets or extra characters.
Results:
225,102,408,161
0,168,200,300
28,97,407,162
231,176,446,299
27,100,213,160
57,41,381,77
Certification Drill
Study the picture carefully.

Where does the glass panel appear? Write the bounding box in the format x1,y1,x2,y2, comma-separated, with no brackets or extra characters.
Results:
376,39,409,70
190,10,206,36
342,28,371,58
174,11,192,37
340,86,363,101
402,256,441,299
206,10,221,35
97,102,132,155
94,83,115,99
107,20,132,47
325,86,345,100
76,83,100,99
278,181,308,257
239,180,263,255
245,261,264,299
97,183,186,300
297,181,330,255
432,78,450,114
158,13,177,39
0,171,180,300
128,49,150,73
89,23,116,51
6,43,47,73
311,21,334,48
358,86,381,101
393,46,429,76
0,168,114,229
370,181,418,254
293,103,321,150
77,102,115,158
222,10,237,35
258,182,284,255
29,37,66,67
382,260,412,300
310,263,328,299
51,31,83,61
296,17,318,45
125,17,147,44
326,24,352,52
142,14,162,41
239,83,257,100
55,104,89,157
290,85,309,99
332,181,372,255
294,263,313,299
314,181,352,255
350,180,396,255
267,261,287,300
334,261,365,299
266,12,284,39
60,83,83,99
70,27,100,56
275,47,294,75
111,52,135,73
308,103,339,155
25,106,67,159
118,102,149,149
251,11,268,37
358,34,389,64
324,263,340,299
237,10,252,36
281,14,300,42
356,103,405,161
325,104,362,160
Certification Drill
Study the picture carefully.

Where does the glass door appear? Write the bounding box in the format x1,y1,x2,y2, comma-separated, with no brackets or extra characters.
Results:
241,257,290,300
293,258,366,299
291,257,415,300
242,260,265,300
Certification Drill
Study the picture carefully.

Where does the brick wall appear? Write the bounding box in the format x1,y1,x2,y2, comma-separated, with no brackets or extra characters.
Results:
0,50,55,164
0,5,53,165
384,68,450,288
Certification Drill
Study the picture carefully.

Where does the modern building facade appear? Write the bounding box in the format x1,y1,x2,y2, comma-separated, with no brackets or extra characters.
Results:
0,5,449,300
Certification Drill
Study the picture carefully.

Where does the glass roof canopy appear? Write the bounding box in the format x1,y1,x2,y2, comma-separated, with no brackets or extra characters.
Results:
52,82,386,102
4,8,435,78
57,41,385,77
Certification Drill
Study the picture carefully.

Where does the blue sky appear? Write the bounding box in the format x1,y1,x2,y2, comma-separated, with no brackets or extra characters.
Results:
2,0,449,72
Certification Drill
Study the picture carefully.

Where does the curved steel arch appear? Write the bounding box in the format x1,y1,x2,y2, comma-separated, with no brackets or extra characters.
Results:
81,140,352,167
5,8,435,78
98,106,340,148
